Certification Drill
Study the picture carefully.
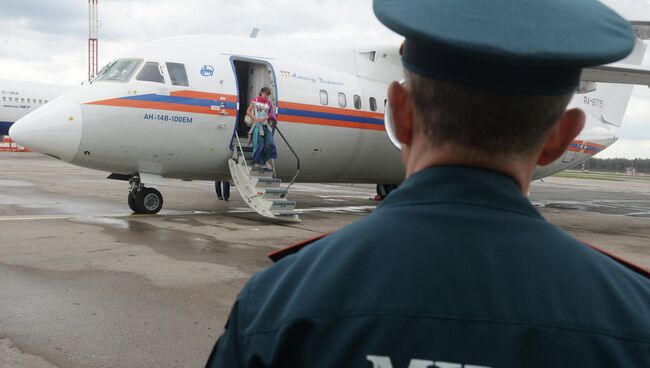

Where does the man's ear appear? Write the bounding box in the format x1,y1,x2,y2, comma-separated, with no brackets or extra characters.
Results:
387,81,414,145
537,108,586,166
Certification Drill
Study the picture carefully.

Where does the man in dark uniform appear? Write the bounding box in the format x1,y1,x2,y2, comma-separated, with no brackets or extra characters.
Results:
206,0,650,366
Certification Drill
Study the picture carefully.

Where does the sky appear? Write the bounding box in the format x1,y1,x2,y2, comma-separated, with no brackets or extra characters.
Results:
1,0,650,158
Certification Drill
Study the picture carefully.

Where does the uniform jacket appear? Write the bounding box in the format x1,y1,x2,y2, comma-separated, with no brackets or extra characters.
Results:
206,166,650,367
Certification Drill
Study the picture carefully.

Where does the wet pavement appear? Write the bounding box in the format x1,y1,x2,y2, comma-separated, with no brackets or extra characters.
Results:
0,152,649,367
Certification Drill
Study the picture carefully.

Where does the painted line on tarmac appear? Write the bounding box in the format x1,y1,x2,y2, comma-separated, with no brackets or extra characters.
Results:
0,215,74,222
0,212,178,222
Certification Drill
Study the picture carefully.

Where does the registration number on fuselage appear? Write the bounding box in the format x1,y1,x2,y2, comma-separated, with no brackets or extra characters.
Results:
144,113,193,124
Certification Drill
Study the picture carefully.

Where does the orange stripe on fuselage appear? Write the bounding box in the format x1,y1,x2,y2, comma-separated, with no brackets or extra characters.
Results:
85,91,389,130
566,140,607,155
573,140,606,150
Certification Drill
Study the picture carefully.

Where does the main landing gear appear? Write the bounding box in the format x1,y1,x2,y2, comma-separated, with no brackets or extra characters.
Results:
128,176,164,214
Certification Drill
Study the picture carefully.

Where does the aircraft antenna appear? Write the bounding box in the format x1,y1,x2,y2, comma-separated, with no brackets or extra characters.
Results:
88,0,99,80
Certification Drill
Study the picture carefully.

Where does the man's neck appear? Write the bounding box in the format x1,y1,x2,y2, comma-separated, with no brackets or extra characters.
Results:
402,143,537,195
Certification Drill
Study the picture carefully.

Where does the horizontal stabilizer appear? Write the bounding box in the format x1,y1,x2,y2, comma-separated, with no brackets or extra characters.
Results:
632,21,650,40
581,63,650,86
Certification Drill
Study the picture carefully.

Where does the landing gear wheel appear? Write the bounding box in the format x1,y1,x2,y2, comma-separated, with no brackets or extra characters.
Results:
136,188,163,214
127,193,138,213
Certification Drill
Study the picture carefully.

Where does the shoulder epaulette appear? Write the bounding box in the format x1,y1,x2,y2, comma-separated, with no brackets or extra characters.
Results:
584,242,650,278
268,232,333,262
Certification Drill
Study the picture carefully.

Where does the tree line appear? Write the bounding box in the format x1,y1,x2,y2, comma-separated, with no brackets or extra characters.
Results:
582,158,650,174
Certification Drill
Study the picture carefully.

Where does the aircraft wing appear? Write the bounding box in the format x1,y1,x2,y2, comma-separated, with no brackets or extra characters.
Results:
581,63,650,86
578,22,650,86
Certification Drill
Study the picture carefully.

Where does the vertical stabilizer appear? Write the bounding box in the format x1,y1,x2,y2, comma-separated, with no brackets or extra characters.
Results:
591,39,647,127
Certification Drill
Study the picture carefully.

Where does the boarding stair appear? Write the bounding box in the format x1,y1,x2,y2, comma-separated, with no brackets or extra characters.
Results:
228,127,301,222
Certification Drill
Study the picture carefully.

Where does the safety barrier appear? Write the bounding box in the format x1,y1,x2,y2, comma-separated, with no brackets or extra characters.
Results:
0,136,31,152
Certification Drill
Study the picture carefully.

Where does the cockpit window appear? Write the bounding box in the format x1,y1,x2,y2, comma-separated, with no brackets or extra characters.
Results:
136,62,165,83
96,59,142,82
166,62,189,86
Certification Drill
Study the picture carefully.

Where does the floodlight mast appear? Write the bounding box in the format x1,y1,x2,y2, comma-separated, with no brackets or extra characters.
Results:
88,0,99,80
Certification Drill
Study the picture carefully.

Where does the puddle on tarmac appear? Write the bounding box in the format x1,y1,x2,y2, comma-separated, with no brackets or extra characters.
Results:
80,217,273,274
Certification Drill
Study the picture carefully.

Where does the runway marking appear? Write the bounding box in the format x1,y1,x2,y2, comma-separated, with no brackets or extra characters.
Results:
0,213,157,222
0,215,76,222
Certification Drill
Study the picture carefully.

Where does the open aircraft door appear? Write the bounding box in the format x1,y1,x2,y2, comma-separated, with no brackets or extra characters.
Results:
230,58,278,142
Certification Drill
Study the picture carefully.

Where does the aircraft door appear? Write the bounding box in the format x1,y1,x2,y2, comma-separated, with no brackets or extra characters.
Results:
232,59,278,141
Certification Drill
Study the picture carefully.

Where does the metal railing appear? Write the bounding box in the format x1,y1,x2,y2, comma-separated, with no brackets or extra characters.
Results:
273,124,300,191
233,124,300,192
233,131,249,172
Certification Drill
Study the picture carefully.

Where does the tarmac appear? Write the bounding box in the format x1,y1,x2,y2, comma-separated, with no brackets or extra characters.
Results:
0,152,649,368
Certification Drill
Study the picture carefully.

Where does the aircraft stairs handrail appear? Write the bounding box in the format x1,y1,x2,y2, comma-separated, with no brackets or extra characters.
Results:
233,131,249,172
273,124,301,192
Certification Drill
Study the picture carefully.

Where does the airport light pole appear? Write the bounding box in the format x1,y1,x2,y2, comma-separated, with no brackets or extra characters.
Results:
88,0,99,80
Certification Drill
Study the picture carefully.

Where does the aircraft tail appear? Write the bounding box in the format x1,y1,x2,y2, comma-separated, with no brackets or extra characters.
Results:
585,39,647,128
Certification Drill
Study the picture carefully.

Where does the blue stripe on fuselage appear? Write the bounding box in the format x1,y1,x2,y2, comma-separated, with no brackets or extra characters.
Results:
569,142,601,152
120,94,238,110
278,108,384,125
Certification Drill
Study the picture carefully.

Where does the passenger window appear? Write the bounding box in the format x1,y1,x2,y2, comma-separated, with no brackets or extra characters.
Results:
354,95,361,110
45,100,48,104
338,93,347,108
39,99,43,104
27,98,31,103
21,98,25,103
370,97,377,112
136,62,165,83
166,62,189,86
97,59,142,82
320,90,329,105
8,97,12,102
2,97,5,102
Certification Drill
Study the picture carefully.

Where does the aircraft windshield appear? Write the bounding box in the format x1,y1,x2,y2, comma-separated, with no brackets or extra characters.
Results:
96,59,143,82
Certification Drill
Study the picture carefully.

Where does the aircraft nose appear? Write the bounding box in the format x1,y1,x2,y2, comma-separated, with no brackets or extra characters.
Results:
9,96,82,162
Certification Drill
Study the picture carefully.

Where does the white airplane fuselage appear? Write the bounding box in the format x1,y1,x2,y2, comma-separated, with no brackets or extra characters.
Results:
9,35,633,188
0,79,72,135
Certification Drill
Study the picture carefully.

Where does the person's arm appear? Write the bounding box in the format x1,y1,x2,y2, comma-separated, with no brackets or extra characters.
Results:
246,101,256,121
205,300,244,367
268,101,277,127
205,274,259,367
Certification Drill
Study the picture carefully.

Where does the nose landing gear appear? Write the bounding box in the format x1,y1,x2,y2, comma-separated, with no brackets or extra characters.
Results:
128,176,164,214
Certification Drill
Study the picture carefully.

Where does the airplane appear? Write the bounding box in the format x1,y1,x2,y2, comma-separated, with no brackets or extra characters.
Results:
0,79,73,135
8,25,650,221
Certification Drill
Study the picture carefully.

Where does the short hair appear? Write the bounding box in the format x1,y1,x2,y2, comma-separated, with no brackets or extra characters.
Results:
260,87,272,96
405,70,573,155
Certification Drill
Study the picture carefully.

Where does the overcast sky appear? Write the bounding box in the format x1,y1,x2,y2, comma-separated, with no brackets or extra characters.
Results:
1,0,650,158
